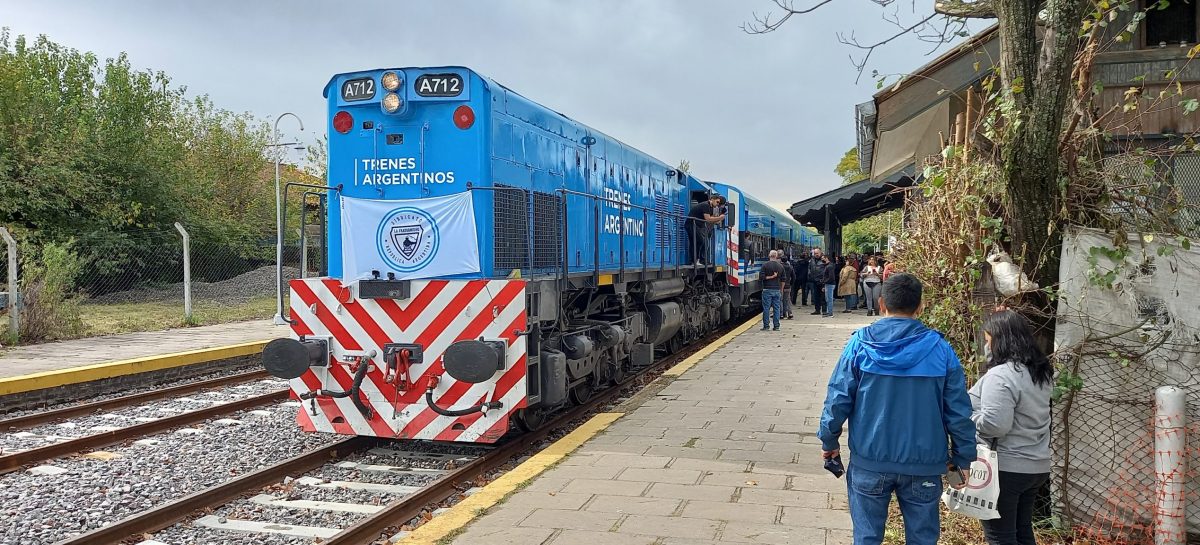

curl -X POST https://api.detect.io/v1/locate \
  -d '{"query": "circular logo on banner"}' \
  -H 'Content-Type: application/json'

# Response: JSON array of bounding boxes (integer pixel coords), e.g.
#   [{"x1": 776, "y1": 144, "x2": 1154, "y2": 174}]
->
[{"x1": 377, "y1": 207, "x2": 439, "y2": 272}]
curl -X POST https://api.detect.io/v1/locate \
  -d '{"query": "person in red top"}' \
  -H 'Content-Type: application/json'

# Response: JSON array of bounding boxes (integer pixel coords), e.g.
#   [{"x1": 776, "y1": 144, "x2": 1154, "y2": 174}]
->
[{"x1": 882, "y1": 260, "x2": 898, "y2": 281}]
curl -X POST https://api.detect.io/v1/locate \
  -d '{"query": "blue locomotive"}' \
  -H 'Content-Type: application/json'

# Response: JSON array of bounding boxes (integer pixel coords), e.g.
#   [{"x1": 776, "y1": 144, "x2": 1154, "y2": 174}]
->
[{"x1": 262, "y1": 67, "x2": 819, "y2": 442}]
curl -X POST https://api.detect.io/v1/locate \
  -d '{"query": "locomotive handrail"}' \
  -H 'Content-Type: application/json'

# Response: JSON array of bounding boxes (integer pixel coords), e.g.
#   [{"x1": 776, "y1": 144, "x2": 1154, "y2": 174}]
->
[
  {"x1": 277, "y1": 181, "x2": 342, "y2": 325},
  {"x1": 554, "y1": 189, "x2": 729, "y2": 283},
  {"x1": 299, "y1": 191, "x2": 327, "y2": 279}
]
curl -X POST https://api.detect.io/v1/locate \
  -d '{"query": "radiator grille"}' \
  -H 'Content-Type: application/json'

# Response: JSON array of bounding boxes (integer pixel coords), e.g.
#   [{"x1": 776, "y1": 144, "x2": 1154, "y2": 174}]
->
[
  {"x1": 493, "y1": 185, "x2": 529, "y2": 272},
  {"x1": 654, "y1": 195, "x2": 684, "y2": 263},
  {"x1": 532, "y1": 191, "x2": 561, "y2": 269}
]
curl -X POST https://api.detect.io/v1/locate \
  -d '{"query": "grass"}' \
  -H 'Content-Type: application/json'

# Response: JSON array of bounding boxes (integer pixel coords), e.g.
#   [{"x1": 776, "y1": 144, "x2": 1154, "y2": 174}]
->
[
  {"x1": 77, "y1": 295, "x2": 277, "y2": 336},
  {"x1": 0, "y1": 295, "x2": 280, "y2": 345},
  {"x1": 69, "y1": 295, "x2": 277, "y2": 339}
]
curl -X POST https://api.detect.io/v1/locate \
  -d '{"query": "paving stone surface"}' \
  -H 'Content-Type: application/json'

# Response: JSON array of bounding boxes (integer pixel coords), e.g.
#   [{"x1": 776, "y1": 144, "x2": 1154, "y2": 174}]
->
[
  {"x1": 0, "y1": 320, "x2": 283, "y2": 378},
  {"x1": 450, "y1": 312, "x2": 871, "y2": 545}
]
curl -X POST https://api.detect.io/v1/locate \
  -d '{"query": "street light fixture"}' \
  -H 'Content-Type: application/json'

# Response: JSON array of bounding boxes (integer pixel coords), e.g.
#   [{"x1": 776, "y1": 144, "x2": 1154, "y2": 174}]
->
[{"x1": 273, "y1": 112, "x2": 304, "y2": 326}]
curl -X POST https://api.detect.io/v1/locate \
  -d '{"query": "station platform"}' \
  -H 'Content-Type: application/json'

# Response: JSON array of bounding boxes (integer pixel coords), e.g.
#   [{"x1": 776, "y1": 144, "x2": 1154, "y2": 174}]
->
[
  {"x1": 0, "y1": 320, "x2": 285, "y2": 396},
  {"x1": 406, "y1": 311, "x2": 874, "y2": 545}
]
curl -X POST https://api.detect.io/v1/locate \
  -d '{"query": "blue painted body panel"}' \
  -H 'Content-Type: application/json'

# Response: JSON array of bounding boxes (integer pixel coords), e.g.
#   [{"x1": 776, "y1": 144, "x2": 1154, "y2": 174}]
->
[{"x1": 322, "y1": 67, "x2": 797, "y2": 281}]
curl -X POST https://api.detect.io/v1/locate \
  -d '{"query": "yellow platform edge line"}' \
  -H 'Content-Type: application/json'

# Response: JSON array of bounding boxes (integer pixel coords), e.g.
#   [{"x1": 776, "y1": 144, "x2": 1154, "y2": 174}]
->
[
  {"x1": 0, "y1": 339, "x2": 274, "y2": 396},
  {"x1": 663, "y1": 316, "x2": 758, "y2": 377},
  {"x1": 398, "y1": 411, "x2": 624, "y2": 545}
]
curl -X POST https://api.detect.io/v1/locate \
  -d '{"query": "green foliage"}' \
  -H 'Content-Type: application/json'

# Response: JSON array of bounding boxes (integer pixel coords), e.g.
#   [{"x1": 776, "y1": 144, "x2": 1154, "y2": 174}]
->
[
  {"x1": 0, "y1": 30, "x2": 292, "y2": 295},
  {"x1": 837, "y1": 147, "x2": 899, "y2": 254},
  {"x1": 1085, "y1": 245, "x2": 1127, "y2": 288},
  {"x1": 17, "y1": 242, "x2": 84, "y2": 342},
  {"x1": 1052, "y1": 368, "x2": 1085, "y2": 402},
  {"x1": 835, "y1": 148, "x2": 867, "y2": 185}
]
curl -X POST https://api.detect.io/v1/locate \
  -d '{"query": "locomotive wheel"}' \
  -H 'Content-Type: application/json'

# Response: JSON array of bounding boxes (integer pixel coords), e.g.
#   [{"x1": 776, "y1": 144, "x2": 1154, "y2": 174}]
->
[
  {"x1": 514, "y1": 408, "x2": 549, "y2": 432},
  {"x1": 666, "y1": 335, "x2": 684, "y2": 355},
  {"x1": 569, "y1": 383, "x2": 593, "y2": 405}
]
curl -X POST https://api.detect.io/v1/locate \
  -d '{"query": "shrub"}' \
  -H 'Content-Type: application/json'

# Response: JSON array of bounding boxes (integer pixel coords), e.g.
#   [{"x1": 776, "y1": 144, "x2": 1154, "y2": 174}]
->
[{"x1": 18, "y1": 242, "x2": 84, "y2": 342}]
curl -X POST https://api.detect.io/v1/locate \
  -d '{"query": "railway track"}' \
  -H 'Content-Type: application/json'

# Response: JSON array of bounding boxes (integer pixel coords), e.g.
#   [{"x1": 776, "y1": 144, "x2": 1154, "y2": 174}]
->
[
  {"x1": 0, "y1": 370, "x2": 289, "y2": 474},
  {"x1": 0, "y1": 369, "x2": 270, "y2": 432},
  {"x1": 50, "y1": 323, "x2": 741, "y2": 545}
]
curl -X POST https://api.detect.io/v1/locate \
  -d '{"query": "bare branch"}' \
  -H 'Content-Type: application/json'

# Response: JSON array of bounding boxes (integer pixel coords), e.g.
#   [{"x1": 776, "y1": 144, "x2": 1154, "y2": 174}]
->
[
  {"x1": 741, "y1": 0, "x2": 837, "y2": 34},
  {"x1": 837, "y1": 13, "x2": 939, "y2": 82},
  {"x1": 934, "y1": 0, "x2": 997, "y2": 18}
]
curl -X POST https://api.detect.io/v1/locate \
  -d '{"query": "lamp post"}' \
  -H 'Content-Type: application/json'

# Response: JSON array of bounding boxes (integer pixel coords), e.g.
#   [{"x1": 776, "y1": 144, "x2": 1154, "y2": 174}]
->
[{"x1": 273, "y1": 112, "x2": 304, "y2": 325}]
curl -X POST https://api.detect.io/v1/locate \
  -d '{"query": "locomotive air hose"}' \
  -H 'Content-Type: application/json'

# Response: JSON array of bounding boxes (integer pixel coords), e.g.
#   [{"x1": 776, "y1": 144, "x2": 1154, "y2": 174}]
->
[{"x1": 424, "y1": 389, "x2": 503, "y2": 417}]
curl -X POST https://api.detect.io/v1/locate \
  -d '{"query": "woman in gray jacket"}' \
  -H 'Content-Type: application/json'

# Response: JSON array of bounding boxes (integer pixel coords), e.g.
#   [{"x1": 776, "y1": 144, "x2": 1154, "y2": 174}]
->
[{"x1": 971, "y1": 310, "x2": 1053, "y2": 545}]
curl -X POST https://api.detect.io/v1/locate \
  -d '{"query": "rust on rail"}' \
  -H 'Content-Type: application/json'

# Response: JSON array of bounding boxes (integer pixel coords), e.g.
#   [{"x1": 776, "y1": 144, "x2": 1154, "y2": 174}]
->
[
  {"x1": 0, "y1": 369, "x2": 270, "y2": 432},
  {"x1": 0, "y1": 389, "x2": 288, "y2": 474}
]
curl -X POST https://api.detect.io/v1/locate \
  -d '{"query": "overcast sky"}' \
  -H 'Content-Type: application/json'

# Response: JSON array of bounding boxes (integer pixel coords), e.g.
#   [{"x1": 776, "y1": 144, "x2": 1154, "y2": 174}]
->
[{"x1": 3, "y1": 0, "x2": 975, "y2": 212}]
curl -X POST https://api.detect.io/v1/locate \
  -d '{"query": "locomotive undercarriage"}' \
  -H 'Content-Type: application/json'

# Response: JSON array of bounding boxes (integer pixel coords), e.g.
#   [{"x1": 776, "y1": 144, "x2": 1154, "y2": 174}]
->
[{"x1": 513, "y1": 270, "x2": 736, "y2": 431}]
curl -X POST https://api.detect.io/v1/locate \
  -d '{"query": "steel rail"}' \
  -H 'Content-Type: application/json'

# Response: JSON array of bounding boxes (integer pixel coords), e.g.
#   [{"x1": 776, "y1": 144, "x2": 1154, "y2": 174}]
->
[
  {"x1": 0, "y1": 369, "x2": 271, "y2": 432},
  {"x1": 51, "y1": 321, "x2": 743, "y2": 545},
  {"x1": 321, "y1": 323, "x2": 739, "y2": 545},
  {"x1": 0, "y1": 389, "x2": 289, "y2": 474},
  {"x1": 51, "y1": 437, "x2": 371, "y2": 545}
]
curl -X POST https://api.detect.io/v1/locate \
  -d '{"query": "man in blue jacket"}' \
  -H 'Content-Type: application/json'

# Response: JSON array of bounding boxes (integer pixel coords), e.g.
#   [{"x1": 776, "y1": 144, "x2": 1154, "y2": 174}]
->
[{"x1": 818, "y1": 273, "x2": 976, "y2": 545}]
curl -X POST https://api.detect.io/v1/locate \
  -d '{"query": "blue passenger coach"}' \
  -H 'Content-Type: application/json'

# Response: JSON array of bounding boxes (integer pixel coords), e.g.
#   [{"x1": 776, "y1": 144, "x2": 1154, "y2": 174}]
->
[{"x1": 261, "y1": 66, "x2": 814, "y2": 443}]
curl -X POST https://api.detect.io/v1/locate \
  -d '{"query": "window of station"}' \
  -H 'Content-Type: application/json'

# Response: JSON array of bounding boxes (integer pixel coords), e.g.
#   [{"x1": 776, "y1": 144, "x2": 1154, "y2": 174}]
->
[{"x1": 1144, "y1": 0, "x2": 1197, "y2": 47}]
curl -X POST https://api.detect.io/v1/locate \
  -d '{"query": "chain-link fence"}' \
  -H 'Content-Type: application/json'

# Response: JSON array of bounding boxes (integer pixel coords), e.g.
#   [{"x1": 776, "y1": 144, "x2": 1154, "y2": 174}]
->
[
  {"x1": 0, "y1": 224, "x2": 306, "y2": 344},
  {"x1": 1053, "y1": 227, "x2": 1200, "y2": 544}
]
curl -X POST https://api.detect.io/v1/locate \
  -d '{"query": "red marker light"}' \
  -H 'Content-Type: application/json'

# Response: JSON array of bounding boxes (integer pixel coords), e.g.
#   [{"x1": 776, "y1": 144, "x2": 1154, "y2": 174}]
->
[
  {"x1": 453, "y1": 105, "x2": 475, "y2": 130},
  {"x1": 333, "y1": 111, "x2": 353, "y2": 134}
]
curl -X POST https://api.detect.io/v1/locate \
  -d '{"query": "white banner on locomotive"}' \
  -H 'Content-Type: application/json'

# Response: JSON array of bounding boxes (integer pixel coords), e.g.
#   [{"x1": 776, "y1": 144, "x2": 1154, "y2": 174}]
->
[{"x1": 340, "y1": 193, "x2": 480, "y2": 280}]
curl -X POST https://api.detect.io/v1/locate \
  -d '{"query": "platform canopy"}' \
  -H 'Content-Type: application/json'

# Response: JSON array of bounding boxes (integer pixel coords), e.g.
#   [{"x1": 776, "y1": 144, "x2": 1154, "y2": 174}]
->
[{"x1": 787, "y1": 174, "x2": 914, "y2": 255}]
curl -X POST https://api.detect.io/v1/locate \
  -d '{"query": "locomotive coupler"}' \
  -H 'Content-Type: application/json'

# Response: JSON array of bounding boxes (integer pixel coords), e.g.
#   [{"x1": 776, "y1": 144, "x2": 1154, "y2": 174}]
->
[{"x1": 383, "y1": 343, "x2": 424, "y2": 391}]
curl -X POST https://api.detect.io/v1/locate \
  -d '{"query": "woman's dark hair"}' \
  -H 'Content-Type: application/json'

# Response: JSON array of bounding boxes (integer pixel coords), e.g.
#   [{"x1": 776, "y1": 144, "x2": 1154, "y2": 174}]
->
[{"x1": 983, "y1": 310, "x2": 1053, "y2": 386}]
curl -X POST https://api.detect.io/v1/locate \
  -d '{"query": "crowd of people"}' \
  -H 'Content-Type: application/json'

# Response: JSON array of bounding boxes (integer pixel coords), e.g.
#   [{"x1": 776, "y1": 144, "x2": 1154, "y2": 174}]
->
[{"x1": 759, "y1": 248, "x2": 900, "y2": 329}]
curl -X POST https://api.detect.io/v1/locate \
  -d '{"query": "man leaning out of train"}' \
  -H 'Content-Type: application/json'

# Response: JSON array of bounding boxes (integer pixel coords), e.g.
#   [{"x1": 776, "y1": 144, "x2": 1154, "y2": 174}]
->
[
  {"x1": 817, "y1": 273, "x2": 976, "y2": 545},
  {"x1": 971, "y1": 309, "x2": 1053, "y2": 545}
]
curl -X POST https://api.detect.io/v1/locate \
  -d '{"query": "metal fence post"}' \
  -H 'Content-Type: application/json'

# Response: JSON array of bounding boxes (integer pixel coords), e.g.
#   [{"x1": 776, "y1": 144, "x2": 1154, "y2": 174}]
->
[
  {"x1": 0, "y1": 227, "x2": 18, "y2": 338},
  {"x1": 173, "y1": 222, "x2": 192, "y2": 322}
]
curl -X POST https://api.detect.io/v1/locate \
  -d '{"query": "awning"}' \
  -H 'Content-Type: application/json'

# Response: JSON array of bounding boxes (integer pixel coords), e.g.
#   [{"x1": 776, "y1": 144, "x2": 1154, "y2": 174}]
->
[
  {"x1": 788, "y1": 173, "x2": 914, "y2": 228},
  {"x1": 871, "y1": 99, "x2": 950, "y2": 181}
]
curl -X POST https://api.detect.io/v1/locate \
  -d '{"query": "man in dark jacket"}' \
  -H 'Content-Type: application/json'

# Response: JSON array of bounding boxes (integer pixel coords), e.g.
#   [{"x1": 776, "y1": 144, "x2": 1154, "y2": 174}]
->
[
  {"x1": 792, "y1": 254, "x2": 808, "y2": 306},
  {"x1": 817, "y1": 273, "x2": 975, "y2": 544},
  {"x1": 821, "y1": 255, "x2": 838, "y2": 318},
  {"x1": 808, "y1": 249, "x2": 826, "y2": 315},
  {"x1": 780, "y1": 253, "x2": 795, "y2": 319}
]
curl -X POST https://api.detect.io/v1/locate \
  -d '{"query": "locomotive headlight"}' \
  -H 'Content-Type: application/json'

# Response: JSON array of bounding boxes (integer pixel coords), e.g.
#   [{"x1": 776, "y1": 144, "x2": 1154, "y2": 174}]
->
[
  {"x1": 381, "y1": 71, "x2": 401, "y2": 91},
  {"x1": 382, "y1": 92, "x2": 402, "y2": 113}
]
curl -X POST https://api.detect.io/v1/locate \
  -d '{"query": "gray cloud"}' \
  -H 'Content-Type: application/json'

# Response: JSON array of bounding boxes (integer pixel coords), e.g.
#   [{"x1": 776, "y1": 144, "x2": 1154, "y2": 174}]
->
[{"x1": 2, "y1": 0, "x2": 976, "y2": 212}]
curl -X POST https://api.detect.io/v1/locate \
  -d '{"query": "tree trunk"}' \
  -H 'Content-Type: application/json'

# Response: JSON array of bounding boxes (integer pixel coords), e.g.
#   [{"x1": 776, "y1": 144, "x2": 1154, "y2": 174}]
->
[{"x1": 994, "y1": 0, "x2": 1088, "y2": 343}]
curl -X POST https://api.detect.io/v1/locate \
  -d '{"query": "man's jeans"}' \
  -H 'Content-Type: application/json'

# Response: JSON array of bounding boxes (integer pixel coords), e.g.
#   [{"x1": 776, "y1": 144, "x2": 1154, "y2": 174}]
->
[
  {"x1": 824, "y1": 284, "x2": 836, "y2": 316},
  {"x1": 847, "y1": 464, "x2": 942, "y2": 545},
  {"x1": 761, "y1": 288, "x2": 781, "y2": 329}
]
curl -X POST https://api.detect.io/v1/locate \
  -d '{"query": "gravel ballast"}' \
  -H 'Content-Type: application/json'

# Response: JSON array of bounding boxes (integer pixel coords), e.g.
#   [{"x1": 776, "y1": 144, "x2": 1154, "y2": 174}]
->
[{"x1": 0, "y1": 403, "x2": 337, "y2": 545}]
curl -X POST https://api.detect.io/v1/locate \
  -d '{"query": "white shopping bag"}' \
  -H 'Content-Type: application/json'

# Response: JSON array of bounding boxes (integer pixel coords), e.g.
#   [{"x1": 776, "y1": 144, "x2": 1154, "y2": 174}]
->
[{"x1": 941, "y1": 443, "x2": 1001, "y2": 520}]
